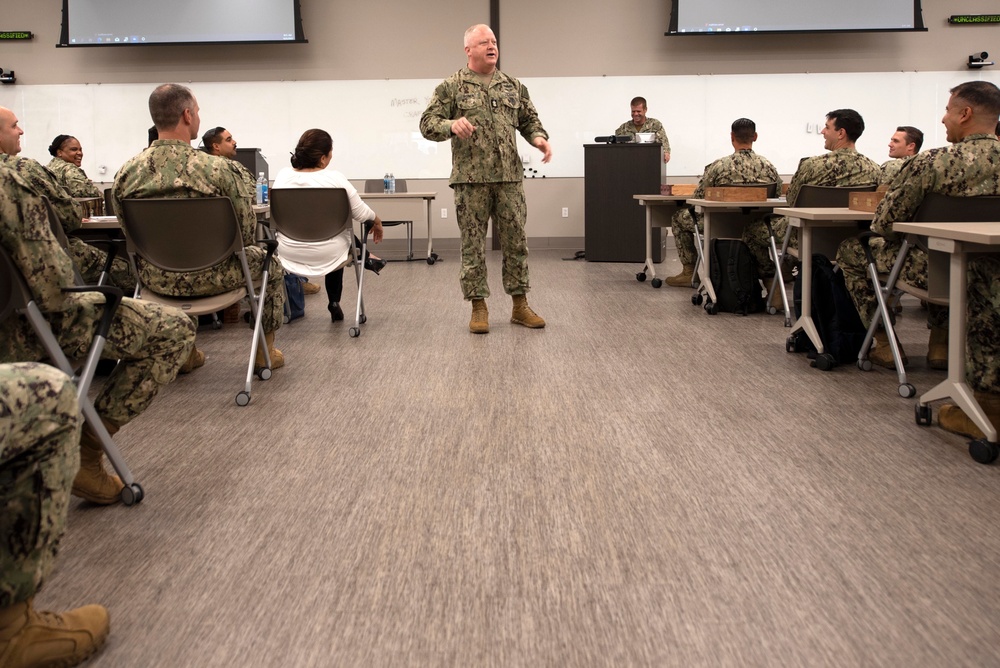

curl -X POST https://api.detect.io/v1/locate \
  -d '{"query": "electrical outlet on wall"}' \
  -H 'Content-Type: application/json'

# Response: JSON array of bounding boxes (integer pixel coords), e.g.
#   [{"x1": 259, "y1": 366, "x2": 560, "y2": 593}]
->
[
  {"x1": 441, "y1": 208, "x2": 448, "y2": 219},
  {"x1": 561, "y1": 207, "x2": 569, "y2": 217}
]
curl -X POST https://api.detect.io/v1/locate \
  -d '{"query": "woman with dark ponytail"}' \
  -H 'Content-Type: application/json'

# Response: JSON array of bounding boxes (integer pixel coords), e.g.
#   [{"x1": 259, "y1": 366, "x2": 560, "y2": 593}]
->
[
  {"x1": 47, "y1": 134, "x2": 102, "y2": 198},
  {"x1": 272, "y1": 129, "x2": 386, "y2": 322}
]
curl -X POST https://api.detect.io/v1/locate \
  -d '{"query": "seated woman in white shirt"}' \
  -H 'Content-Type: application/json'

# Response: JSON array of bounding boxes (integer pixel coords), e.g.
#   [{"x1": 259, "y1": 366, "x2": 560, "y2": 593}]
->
[{"x1": 271, "y1": 129, "x2": 385, "y2": 322}]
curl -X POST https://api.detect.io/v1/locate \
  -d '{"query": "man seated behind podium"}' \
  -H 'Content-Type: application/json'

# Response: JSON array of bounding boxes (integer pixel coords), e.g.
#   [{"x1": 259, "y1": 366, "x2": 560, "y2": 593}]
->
[
  {"x1": 666, "y1": 118, "x2": 782, "y2": 287},
  {"x1": 752, "y1": 108, "x2": 880, "y2": 277},
  {"x1": 835, "y1": 80, "x2": 1000, "y2": 372},
  {"x1": 112, "y1": 83, "x2": 286, "y2": 371},
  {"x1": 879, "y1": 125, "x2": 923, "y2": 186},
  {"x1": 614, "y1": 97, "x2": 671, "y2": 163},
  {"x1": 0, "y1": 106, "x2": 135, "y2": 292},
  {"x1": 202, "y1": 126, "x2": 257, "y2": 193}
]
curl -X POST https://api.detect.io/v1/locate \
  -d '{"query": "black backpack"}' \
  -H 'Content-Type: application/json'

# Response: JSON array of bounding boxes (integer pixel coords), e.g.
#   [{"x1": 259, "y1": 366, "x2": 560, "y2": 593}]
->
[
  {"x1": 792, "y1": 254, "x2": 867, "y2": 364},
  {"x1": 710, "y1": 238, "x2": 766, "y2": 315}
]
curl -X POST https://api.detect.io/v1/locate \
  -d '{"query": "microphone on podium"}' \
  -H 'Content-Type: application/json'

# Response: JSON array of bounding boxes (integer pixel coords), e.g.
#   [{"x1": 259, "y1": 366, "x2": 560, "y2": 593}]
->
[{"x1": 593, "y1": 135, "x2": 633, "y2": 144}]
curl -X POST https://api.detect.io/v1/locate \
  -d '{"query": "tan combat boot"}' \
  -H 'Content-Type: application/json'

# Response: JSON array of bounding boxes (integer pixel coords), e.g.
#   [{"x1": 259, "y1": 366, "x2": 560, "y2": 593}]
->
[
  {"x1": 0, "y1": 599, "x2": 110, "y2": 668},
  {"x1": 469, "y1": 299, "x2": 489, "y2": 334},
  {"x1": 869, "y1": 329, "x2": 907, "y2": 370},
  {"x1": 939, "y1": 391, "x2": 1000, "y2": 440},
  {"x1": 927, "y1": 326, "x2": 948, "y2": 370},
  {"x1": 255, "y1": 332, "x2": 284, "y2": 370},
  {"x1": 665, "y1": 264, "x2": 695, "y2": 287},
  {"x1": 72, "y1": 420, "x2": 124, "y2": 505},
  {"x1": 511, "y1": 294, "x2": 545, "y2": 328},
  {"x1": 301, "y1": 281, "x2": 321, "y2": 295},
  {"x1": 179, "y1": 345, "x2": 205, "y2": 374}
]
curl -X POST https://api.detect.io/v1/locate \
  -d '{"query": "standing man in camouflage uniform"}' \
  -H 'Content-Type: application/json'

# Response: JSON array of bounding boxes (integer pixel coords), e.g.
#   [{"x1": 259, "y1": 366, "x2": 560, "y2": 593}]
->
[
  {"x1": 836, "y1": 81, "x2": 1000, "y2": 371},
  {"x1": 614, "y1": 97, "x2": 671, "y2": 164},
  {"x1": 420, "y1": 24, "x2": 552, "y2": 334},
  {"x1": 113, "y1": 84, "x2": 286, "y2": 368},
  {"x1": 752, "y1": 109, "x2": 880, "y2": 276},
  {"x1": 666, "y1": 118, "x2": 782, "y2": 287},
  {"x1": 1, "y1": 164, "x2": 195, "y2": 505},
  {"x1": 0, "y1": 363, "x2": 110, "y2": 667},
  {"x1": 0, "y1": 107, "x2": 135, "y2": 291},
  {"x1": 879, "y1": 125, "x2": 923, "y2": 186}
]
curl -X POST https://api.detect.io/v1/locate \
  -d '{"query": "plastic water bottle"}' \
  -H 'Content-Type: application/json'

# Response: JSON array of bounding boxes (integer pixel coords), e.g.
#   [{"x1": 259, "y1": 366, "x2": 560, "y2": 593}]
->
[
  {"x1": 261, "y1": 177, "x2": 268, "y2": 204},
  {"x1": 255, "y1": 172, "x2": 265, "y2": 205},
  {"x1": 383, "y1": 172, "x2": 390, "y2": 194},
  {"x1": 389, "y1": 172, "x2": 396, "y2": 194}
]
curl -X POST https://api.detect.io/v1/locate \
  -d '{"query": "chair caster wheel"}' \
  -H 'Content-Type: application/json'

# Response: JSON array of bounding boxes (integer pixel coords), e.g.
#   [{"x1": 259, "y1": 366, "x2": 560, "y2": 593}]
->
[
  {"x1": 636, "y1": 272, "x2": 646, "y2": 282},
  {"x1": 783, "y1": 318, "x2": 792, "y2": 328},
  {"x1": 858, "y1": 359, "x2": 873, "y2": 371},
  {"x1": 786, "y1": 335, "x2": 797, "y2": 353},
  {"x1": 898, "y1": 383, "x2": 916, "y2": 398},
  {"x1": 651, "y1": 278, "x2": 663, "y2": 289},
  {"x1": 236, "y1": 391, "x2": 251, "y2": 407},
  {"x1": 257, "y1": 367, "x2": 272, "y2": 381},
  {"x1": 349, "y1": 327, "x2": 361, "y2": 337},
  {"x1": 359, "y1": 314, "x2": 367, "y2": 324},
  {"x1": 121, "y1": 483, "x2": 144, "y2": 506},
  {"x1": 969, "y1": 439, "x2": 1000, "y2": 464},
  {"x1": 767, "y1": 306, "x2": 778, "y2": 315},
  {"x1": 427, "y1": 253, "x2": 438, "y2": 265},
  {"x1": 692, "y1": 294, "x2": 703, "y2": 306},
  {"x1": 704, "y1": 302, "x2": 717, "y2": 315},
  {"x1": 915, "y1": 403, "x2": 932, "y2": 426},
  {"x1": 815, "y1": 353, "x2": 836, "y2": 371},
  {"x1": 212, "y1": 321, "x2": 223, "y2": 330}
]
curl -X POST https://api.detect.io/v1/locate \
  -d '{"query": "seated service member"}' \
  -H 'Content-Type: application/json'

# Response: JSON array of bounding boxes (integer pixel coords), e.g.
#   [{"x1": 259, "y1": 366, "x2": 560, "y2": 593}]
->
[
  {"x1": 753, "y1": 108, "x2": 880, "y2": 276},
  {"x1": 0, "y1": 163, "x2": 195, "y2": 505},
  {"x1": 666, "y1": 118, "x2": 782, "y2": 287},
  {"x1": 879, "y1": 125, "x2": 923, "y2": 186},
  {"x1": 836, "y1": 81, "x2": 1000, "y2": 370},
  {"x1": 0, "y1": 363, "x2": 110, "y2": 668},
  {"x1": 113, "y1": 83, "x2": 286, "y2": 370},
  {"x1": 46, "y1": 134, "x2": 102, "y2": 198},
  {"x1": 614, "y1": 96, "x2": 671, "y2": 163},
  {"x1": 0, "y1": 107, "x2": 135, "y2": 291}
]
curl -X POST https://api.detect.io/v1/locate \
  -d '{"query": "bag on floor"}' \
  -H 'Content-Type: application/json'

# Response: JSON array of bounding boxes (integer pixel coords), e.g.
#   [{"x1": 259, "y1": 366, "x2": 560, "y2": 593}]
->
[
  {"x1": 792, "y1": 254, "x2": 867, "y2": 363},
  {"x1": 710, "y1": 238, "x2": 766, "y2": 315},
  {"x1": 284, "y1": 274, "x2": 305, "y2": 322}
]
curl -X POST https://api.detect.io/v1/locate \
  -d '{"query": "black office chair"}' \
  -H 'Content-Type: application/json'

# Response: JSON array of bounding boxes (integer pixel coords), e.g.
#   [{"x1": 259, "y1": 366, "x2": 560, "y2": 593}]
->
[
  {"x1": 765, "y1": 183, "x2": 878, "y2": 324},
  {"x1": 364, "y1": 178, "x2": 414, "y2": 261},
  {"x1": 857, "y1": 193, "x2": 1000, "y2": 398}
]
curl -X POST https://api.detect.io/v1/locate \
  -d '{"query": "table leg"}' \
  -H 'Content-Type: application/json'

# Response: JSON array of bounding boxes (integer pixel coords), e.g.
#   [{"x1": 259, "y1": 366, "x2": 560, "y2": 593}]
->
[
  {"x1": 789, "y1": 220, "x2": 824, "y2": 353},
  {"x1": 698, "y1": 210, "x2": 718, "y2": 304}
]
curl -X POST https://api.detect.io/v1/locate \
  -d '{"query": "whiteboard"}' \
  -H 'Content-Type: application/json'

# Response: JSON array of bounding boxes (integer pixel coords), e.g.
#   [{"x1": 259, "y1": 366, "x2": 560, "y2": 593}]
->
[{"x1": 1, "y1": 70, "x2": 997, "y2": 182}]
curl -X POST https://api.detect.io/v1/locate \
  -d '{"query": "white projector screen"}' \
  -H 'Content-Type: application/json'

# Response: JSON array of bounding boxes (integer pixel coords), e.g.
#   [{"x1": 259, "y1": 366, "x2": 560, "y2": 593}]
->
[{"x1": 668, "y1": 0, "x2": 925, "y2": 35}]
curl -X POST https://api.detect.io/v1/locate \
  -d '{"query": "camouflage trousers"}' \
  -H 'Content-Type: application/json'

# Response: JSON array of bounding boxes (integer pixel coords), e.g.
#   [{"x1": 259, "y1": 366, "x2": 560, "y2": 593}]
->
[
  {"x1": 741, "y1": 217, "x2": 786, "y2": 278},
  {"x1": 0, "y1": 294, "x2": 195, "y2": 426},
  {"x1": 836, "y1": 236, "x2": 947, "y2": 330},
  {"x1": 670, "y1": 207, "x2": 702, "y2": 268},
  {"x1": 968, "y1": 255, "x2": 1000, "y2": 393},
  {"x1": 68, "y1": 237, "x2": 135, "y2": 293},
  {"x1": 454, "y1": 182, "x2": 530, "y2": 300},
  {"x1": 0, "y1": 362, "x2": 81, "y2": 607},
  {"x1": 139, "y1": 244, "x2": 285, "y2": 333}
]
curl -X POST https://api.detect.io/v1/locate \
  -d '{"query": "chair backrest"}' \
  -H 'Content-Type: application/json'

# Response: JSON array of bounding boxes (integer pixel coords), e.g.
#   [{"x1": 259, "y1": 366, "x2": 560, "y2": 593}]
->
[
  {"x1": 796, "y1": 184, "x2": 877, "y2": 207},
  {"x1": 913, "y1": 193, "x2": 1000, "y2": 222},
  {"x1": 120, "y1": 197, "x2": 244, "y2": 273},
  {"x1": 363, "y1": 178, "x2": 408, "y2": 194},
  {"x1": 269, "y1": 188, "x2": 353, "y2": 243},
  {"x1": 0, "y1": 244, "x2": 21, "y2": 323},
  {"x1": 720, "y1": 182, "x2": 779, "y2": 198},
  {"x1": 41, "y1": 197, "x2": 72, "y2": 252},
  {"x1": 104, "y1": 188, "x2": 114, "y2": 216}
]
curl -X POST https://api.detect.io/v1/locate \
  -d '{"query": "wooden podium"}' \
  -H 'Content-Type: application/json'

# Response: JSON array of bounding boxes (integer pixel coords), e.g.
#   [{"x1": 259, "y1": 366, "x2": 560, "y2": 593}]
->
[{"x1": 584, "y1": 143, "x2": 665, "y2": 262}]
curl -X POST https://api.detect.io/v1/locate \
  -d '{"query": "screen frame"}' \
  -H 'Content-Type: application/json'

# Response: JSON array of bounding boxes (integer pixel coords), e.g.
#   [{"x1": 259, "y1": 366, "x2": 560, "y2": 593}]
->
[
  {"x1": 57, "y1": 0, "x2": 308, "y2": 47},
  {"x1": 666, "y1": 0, "x2": 926, "y2": 36}
]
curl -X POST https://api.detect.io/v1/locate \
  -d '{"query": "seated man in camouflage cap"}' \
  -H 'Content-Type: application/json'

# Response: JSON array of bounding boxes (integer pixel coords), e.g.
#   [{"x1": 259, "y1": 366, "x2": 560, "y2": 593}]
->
[
  {"x1": 0, "y1": 163, "x2": 196, "y2": 505},
  {"x1": 0, "y1": 363, "x2": 111, "y2": 667},
  {"x1": 0, "y1": 107, "x2": 135, "y2": 292},
  {"x1": 666, "y1": 118, "x2": 782, "y2": 287},
  {"x1": 836, "y1": 81, "x2": 1000, "y2": 371},
  {"x1": 113, "y1": 84, "x2": 286, "y2": 370}
]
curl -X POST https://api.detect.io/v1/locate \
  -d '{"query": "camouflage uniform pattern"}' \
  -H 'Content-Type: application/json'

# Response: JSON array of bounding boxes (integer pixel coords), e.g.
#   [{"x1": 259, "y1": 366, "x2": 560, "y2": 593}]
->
[
  {"x1": 879, "y1": 157, "x2": 907, "y2": 186},
  {"x1": 614, "y1": 118, "x2": 671, "y2": 154},
  {"x1": 0, "y1": 362, "x2": 80, "y2": 607},
  {"x1": 836, "y1": 134, "x2": 1000, "y2": 328},
  {"x1": 0, "y1": 165, "x2": 195, "y2": 426},
  {"x1": 968, "y1": 255, "x2": 1000, "y2": 393},
  {"x1": 0, "y1": 155, "x2": 134, "y2": 291},
  {"x1": 420, "y1": 68, "x2": 548, "y2": 298},
  {"x1": 46, "y1": 157, "x2": 102, "y2": 198},
  {"x1": 112, "y1": 140, "x2": 284, "y2": 332},
  {"x1": 232, "y1": 159, "x2": 259, "y2": 196},
  {"x1": 753, "y1": 148, "x2": 880, "y2": 275},
  {"x1": 670, "y1": 149, "x2": 782, "y2": 267}
]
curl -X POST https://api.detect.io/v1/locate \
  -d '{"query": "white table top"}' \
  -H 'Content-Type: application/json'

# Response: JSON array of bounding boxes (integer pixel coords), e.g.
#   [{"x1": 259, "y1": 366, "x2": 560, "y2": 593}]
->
[
  {"x1": 893, "y1": 221, "x2": 1000, "y2": 245},
  {"x1": 688, "y1": 197, "x2": 787, "y2": 208},
  {"x1": 360, "y1": 192, "x2": 436, "y2": 199},
  {"x1": 633, "y1": 194, "x2": 689, "y2": 202},
  {"x1": 773, "y1": 207, "x2": 875, "y2": 220}
]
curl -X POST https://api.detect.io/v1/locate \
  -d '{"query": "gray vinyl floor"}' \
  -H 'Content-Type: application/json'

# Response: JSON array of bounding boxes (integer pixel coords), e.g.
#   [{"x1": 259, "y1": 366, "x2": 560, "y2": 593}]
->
[{"x1": 44, "y1": 248, "x2": 1000, "y2": 667}]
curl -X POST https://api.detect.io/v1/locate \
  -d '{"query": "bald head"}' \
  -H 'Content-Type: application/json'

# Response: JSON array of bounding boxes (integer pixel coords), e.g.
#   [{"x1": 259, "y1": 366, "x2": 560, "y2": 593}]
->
[{"x1": 0, "y1": 107, "x2": 24, "y2": 155}]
